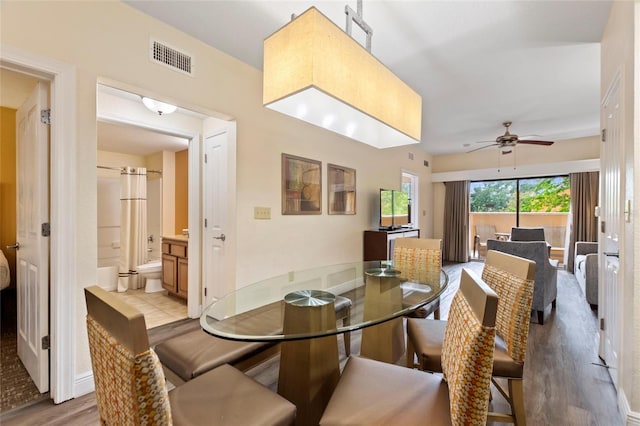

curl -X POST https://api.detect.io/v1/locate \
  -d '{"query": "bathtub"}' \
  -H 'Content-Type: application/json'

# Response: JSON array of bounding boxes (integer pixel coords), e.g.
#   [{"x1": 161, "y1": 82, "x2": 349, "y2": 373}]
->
[{"x1": 97, "y1": 265, "x2": 118, "y2": 292}]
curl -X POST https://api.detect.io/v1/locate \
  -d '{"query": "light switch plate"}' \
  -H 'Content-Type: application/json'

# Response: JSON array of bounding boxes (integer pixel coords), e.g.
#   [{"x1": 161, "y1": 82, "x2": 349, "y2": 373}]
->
[{"x1": 254, "y1": 206, "x2": 271, "y2": 220}]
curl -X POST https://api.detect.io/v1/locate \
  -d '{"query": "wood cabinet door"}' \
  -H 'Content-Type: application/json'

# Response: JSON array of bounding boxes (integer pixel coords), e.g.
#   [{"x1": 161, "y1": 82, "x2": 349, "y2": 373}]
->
[
  {"x1": 162, "y1": 254, "x2": 177, "y2": 293},
  {"x1": 178, "y1": 257, "x2": 189, "y2": 299}
]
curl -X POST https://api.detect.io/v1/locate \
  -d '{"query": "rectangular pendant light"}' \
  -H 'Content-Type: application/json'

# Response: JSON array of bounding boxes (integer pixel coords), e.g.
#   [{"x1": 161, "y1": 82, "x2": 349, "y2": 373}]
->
[{"x1": 263, "y1": 7, "x2": 422, "y2": 149}]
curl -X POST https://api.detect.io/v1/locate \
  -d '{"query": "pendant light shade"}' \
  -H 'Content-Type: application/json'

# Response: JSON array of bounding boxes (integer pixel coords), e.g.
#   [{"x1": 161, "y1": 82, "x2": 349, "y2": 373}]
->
[{"x1": 263, "y1": 7, "x2": 422, "y2": 149}]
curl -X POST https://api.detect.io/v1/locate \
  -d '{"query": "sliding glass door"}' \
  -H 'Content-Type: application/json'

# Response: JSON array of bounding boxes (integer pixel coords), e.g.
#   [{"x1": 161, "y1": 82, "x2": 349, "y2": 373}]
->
[
  {"x1": 469, "y1": 180, "x2": 517, "y2": 259},
  {"x1": 469, "y1": 176, "x2": 570, "y2": 263}
]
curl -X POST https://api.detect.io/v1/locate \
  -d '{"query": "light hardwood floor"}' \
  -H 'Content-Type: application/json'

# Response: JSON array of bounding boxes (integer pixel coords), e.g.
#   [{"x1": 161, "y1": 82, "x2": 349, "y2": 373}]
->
[{"x1": 0, "y1": 262, "x2": 622, "y2": 425}]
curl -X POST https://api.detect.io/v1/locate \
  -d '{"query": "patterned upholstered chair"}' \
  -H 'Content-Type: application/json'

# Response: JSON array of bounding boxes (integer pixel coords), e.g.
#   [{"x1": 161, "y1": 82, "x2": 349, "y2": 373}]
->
[
  {"x1": 393, "y1": 237, "x2": 442, "y2": 319},
  {"x1": 406, "y1": 250, "x2": 535, "y2": 425},
  {"x1": 85, "y1": 285, "x2": 296, "y2": 426},
  {"x1": 319, "y1": 268, "x2": 498, "y2": 425}
]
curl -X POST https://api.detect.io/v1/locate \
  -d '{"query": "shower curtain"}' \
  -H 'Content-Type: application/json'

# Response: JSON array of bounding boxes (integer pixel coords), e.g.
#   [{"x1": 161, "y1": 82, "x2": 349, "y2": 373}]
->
[{"x1": 118, "y1": 166, "x2": 148, "y2": 292}]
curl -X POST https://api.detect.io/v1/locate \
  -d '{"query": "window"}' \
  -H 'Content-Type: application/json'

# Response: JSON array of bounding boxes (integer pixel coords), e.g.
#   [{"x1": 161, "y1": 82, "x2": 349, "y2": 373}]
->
[{"x1": 401, "y1": 172, "x2": 419, "y2": 227}]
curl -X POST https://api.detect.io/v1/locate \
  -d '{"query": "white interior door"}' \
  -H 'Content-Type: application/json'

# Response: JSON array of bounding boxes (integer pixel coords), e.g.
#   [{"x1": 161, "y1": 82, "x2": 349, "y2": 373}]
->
[
  {"x1": 203, "y1": 131, "x2": 228, "y2": 304},
  {"x1": 599, "y1": 75, "x2": 622, "y2": 388},
  {"x1": 16, "y1": 81, "x2": 50, "y2": 393}
]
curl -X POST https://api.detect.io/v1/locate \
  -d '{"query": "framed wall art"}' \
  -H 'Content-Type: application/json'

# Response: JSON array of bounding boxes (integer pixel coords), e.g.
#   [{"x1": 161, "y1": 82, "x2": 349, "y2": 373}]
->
[
  {"x1": 282, "y1": 153, "x2": 322, "y2": 215},
  {"x1": 327, "y1": 163, "x2": 356, "y2": 215}
]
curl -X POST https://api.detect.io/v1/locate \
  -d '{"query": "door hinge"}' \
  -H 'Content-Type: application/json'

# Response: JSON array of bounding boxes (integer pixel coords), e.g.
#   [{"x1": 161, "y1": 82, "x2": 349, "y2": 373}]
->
[
  {"x1": 41, "y1": 109, "x2": 51, "y2": 125},
  {"x1": 600, "y1": 318, "x2": 605, "y2": 331},
  {"x1": 205, "y1": 153, "x2": 208, "y2": 163},
  {"x1": 41, "y1": 222, "x2": 51, "y2": 237},
  {"x1": 42, "y1": 335, "x2": 50, "y2": 350},
  {"x1": 204, "y1": 287, "x2": 207, "y2": 297},
  {"x1": 204, "y1": 218, "x2": 208, "y2": 228},
  {"x1": 601, "y1": 221, "x2": 606, "y2": 234},
  {"x1": 601, "y1": 128, "x2": 607, "y2": 142}
]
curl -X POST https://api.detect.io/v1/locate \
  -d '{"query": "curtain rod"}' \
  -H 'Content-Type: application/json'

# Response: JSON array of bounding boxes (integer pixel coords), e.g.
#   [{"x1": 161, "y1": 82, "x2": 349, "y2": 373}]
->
[{"x1": 97, "y1": 165, "x2": 162, "y2": 175}]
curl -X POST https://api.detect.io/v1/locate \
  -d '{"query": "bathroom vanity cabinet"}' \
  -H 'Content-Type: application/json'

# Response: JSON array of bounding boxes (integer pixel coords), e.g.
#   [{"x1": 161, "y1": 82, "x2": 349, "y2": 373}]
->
[{"x1": 161, "y1": 236, "x2": 188, "y2": 299}]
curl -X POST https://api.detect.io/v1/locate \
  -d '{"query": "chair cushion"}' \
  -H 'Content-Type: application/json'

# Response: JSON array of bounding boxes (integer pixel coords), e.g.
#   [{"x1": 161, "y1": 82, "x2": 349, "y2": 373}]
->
[
  {"x1": 334, "y1": 295, "x2": 351, "y2": 313},
  {"x1": 493, "y1": 335, "x2": 524, "y2": 378},
  {"x1": 319, "y1": 356, "x2": 451, "y2": 426},
  {"x1": 155, "y1": 329, "x2": 273, "y2": 382},
  {"x1": 575, "y1": 255, "x2": 587, "y2": 275},
  {"x1": 406, "y1": 317, "x2": 446, "y2": 371},
  {"x1": 170, "y1": 364, "x2": 296, "y2": 426},
  {"x1": 407, "y1": 318, "x2": 523, "y2": 378}
]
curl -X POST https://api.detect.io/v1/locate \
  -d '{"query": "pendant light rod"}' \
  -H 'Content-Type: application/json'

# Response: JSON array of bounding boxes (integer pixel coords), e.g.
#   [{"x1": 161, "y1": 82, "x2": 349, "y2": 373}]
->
[{"x1": 345, "y1": 0, "x2": 372, "y2": 52}]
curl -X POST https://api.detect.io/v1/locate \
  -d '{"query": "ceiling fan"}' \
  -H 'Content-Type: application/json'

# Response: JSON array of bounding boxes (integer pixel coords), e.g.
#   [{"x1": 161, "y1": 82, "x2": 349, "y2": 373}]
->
[{"x1": 467, "y1": 121, "x2": 554, "y2": 154}]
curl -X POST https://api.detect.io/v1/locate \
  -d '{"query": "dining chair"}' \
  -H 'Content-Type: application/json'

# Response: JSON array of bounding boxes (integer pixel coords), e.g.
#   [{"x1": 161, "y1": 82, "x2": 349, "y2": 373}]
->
[
  {"x1": 319, "y1": 268, "x2": 498, "y2": 425},
  {"x1": 406, "y1": 250, "x2": 535, "y2": 426},
  {"x1": 474, "y1": 224, "x2": 497, "y2": 257},
  {"x1": 393, "y1": 237, "x2": 442, "y2": 319},
  {"x1": 84, "y1": 285, "x2": 296, "y2": 426}
]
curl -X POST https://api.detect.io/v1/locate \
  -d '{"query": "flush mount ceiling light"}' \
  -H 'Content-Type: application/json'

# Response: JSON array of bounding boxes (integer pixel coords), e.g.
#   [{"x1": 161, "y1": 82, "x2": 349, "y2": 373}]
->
[
  {"x1": 142, "y1": 96, "x2": 177, "y2": 115},
  {"x1": 263, "y1": 3, "x2": 422, "y2": 149}
]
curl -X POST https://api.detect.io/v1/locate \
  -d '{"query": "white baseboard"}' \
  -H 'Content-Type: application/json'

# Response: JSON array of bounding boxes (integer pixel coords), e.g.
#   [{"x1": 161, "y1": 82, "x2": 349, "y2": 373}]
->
[
  {"x1": 74, "y1": 371, "x2": 95, "y2": 397},
  {"x1": 619, "y1": 388, "x2": 640, "y2": 425}
]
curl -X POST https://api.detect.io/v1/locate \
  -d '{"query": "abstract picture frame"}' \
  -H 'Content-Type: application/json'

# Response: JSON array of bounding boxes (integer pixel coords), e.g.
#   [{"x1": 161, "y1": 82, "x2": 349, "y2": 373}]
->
[
  {"x1": 327, "y1": 163, "x2": 356, "y2": 215},
  {"x1": 282, "y1": 153, "x2": 322, "y2": 215}
]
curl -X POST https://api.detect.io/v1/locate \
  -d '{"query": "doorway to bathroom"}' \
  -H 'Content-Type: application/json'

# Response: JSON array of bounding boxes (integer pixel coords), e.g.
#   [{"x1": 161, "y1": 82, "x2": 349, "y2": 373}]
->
[
  {"x1": 96, "y1": 119, "x2": 189, "y2": 328},
  {"x1": 96, "y1": 83, "x2": 234, "y2": 327}
]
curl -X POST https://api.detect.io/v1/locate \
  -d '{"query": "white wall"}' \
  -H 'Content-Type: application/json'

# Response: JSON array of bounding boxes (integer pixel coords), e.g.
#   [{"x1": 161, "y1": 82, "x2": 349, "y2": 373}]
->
[{"x1": 1, "y1": 1, "x2": 434, "y2": 392}]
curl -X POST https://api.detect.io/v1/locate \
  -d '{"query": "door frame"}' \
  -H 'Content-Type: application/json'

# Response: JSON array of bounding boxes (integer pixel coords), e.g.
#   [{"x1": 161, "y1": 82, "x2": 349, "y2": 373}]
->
[
  {"x1": 1, "y1": 45, "x2": 77, "y2": 403},
  {"x1": 96, "y1": 98, "x2": 202, "y2": 318}
]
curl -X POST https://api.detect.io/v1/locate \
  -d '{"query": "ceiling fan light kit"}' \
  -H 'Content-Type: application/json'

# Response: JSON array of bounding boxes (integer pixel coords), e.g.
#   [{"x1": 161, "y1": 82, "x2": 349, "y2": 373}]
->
[
  {"x1": 467, "y1": 121, "x2": 554, "y2": 153},
  {"x1": 263, "y1": 4, "x2": 422, "y2": 149}
]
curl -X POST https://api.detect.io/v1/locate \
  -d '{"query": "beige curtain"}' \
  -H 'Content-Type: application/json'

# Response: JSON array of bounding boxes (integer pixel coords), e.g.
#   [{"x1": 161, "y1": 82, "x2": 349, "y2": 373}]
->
[
  {"x1": 566, "y1": 172, "x2": 599, "y2": 273},
  {"x1": 118, "y1": 167, "x2": 148, "y2": 292},
  {"x1": 443, "y1": 181, "x2": 470, "y2": 262}
]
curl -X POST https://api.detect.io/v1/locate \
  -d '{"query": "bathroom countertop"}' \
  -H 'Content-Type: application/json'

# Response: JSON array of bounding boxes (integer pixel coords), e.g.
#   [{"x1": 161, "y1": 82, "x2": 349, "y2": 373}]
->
[{"x1": 162, "y1": 235, "x2": 188, "y2": 242}]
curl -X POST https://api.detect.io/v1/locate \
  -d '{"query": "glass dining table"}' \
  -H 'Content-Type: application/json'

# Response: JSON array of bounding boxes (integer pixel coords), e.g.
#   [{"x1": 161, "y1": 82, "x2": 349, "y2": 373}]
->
[{"x1": 201, "y1": 260, "x2": 448, "y2": 426}]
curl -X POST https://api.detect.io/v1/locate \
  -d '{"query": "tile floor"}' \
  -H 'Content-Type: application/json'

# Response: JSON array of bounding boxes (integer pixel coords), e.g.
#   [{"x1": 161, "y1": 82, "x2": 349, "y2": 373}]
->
[{"x1": 110, "y1": 288, "x2": 187, "y2": 328}]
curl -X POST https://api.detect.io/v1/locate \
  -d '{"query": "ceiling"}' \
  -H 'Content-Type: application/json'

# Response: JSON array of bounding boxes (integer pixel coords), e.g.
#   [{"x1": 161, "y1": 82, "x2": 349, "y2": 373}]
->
[
  {"x1": 97, "y1": 121, "x2": 188, "y2": 156},
  {"x1": 0, "y1": 68, "x2": 188, "y2": 156},
  {"x1": 125, "y1": 0, "x2": 612, "y2": 155}
]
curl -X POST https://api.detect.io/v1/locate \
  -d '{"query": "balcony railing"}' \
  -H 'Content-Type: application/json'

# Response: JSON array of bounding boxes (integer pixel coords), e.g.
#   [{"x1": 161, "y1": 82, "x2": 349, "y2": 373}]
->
[{"x1": 469, "y1": 212, "x2": 568, "y2": 264}]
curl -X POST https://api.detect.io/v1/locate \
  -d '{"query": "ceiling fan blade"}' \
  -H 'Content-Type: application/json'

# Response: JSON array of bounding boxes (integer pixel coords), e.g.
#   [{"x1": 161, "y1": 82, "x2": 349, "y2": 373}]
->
[
  {"x1": 518, "y1": 140, "x2": 554, "y2": 146},
  {"x1": 466, "y1": 143, "x2": 499, "y2": 153}
]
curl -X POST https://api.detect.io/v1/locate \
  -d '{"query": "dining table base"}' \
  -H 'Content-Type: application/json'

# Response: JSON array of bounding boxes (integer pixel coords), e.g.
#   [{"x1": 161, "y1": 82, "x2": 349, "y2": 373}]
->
[{"x1": 277, "y1": 291, "x2": 341, "y2": 426}]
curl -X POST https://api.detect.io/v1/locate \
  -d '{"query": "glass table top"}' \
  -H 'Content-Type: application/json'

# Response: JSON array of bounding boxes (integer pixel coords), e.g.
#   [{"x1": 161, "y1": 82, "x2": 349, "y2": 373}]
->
[{"x1": 201, "y1": 260, "x2": 448, "y2": 341}]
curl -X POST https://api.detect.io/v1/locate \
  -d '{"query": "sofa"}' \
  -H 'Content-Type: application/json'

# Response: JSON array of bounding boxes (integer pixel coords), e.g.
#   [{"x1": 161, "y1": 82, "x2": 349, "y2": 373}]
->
[
  {"x1": 487, "y1": 239, "x2": 558, "y2": 324},
  {"x1": 574, "y1": 242, "x2": 598, "y2": 308}
]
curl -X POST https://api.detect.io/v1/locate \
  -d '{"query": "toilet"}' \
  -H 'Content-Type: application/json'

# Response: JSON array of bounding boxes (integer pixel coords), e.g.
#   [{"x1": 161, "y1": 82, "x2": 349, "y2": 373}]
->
[{"x1": 137, "y1": 260, "x2": 164, "y2": 293}]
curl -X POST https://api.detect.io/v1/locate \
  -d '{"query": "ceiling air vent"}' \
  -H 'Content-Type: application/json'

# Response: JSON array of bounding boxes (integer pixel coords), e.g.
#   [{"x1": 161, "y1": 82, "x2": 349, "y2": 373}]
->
[{"x1": 150, "y1": 39, "x2": 193, "y2": 76}]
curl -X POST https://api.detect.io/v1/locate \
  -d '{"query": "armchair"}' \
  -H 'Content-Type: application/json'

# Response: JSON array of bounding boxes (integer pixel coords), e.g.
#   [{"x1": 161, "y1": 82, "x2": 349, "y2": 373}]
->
[
  {"x1": 574, "y1": 242, "x2": 598, "y2": 308},
  {"x1": 487, "y1": 239, "x2": 558, "y2": 324},
  {"x1": 511, "y1": 227, "x2": 552, "y2": 255}
]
